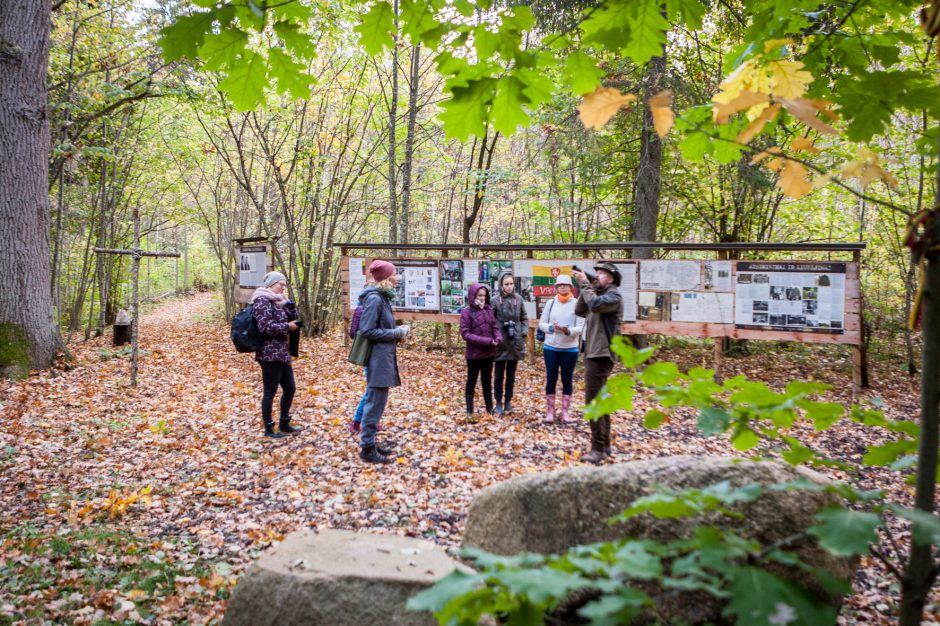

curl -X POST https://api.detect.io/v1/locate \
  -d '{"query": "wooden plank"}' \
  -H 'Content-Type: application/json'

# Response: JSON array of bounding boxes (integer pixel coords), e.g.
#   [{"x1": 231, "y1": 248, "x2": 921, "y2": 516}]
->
[{"x1": 334, "y1": 242, "x2": 866, "y2": 253}]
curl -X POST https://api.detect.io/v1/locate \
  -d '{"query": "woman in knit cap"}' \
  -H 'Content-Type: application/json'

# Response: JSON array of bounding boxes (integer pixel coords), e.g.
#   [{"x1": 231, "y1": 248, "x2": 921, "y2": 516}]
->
[
  {"x1": 251, "y1": 271, "x2": 302, "y2": 438},
  {"x1": 356, "y1": 260, "x2": 410, "y2": 464},
  {"x1": 538, "y1": 274, "x2": 584, "y2": 424}
]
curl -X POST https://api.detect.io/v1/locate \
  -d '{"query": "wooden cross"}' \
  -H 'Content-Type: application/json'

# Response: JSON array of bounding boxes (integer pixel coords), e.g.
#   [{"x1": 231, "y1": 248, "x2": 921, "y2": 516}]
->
[{"x1": 93, "y1": 207, "x2": 180, "y2": 387}]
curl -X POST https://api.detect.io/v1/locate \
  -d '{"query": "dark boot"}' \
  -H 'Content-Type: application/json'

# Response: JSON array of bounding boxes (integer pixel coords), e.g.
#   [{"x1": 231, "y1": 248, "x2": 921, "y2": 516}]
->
[
  {"x1": 494, "y1": 401, "x2": 504, "y2": 416},
  {"x1": 279, "y1": 416, "x2": 302, "y2": 434},
  {"x1": 264, "y1": 421, "x2": 287, "y2": 439},
  {"x1": 600, "y1": 415, "x2": 612, "y2": 456},
  {"x1": 376, "y1": 442, "x2": 394, "y2": 456},
  {"x1": 582, "y1": 449, "x2": 608, "y2": 464},
  {"x1": 465, "y1": 392, "x2": 474, "y2": 416},
  {"x1": 360, "y1": 444, "x2": 391, "y2": 464},
  {"x1": 503, "y1": 400, "x2": 514, "y2": 414},
  {"x1": 582, "y1": 419, "x2": 607, "y2": 463}
]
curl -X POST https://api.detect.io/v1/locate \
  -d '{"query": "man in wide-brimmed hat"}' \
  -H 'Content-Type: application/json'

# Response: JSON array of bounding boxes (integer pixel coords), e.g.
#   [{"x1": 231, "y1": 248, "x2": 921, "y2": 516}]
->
[{"x1": 572, "y1": 261, "x2": 624, "y2": 464}]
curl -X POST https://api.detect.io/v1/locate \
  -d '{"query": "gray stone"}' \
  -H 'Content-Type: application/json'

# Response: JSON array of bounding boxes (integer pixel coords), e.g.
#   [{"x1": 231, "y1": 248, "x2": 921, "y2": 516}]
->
[
  {"x1": 224, "y1": 528, "x2": 469, "y2": 626},
  {"x1": 463, "y1": 456, "x2": 857, "y2": 624}
]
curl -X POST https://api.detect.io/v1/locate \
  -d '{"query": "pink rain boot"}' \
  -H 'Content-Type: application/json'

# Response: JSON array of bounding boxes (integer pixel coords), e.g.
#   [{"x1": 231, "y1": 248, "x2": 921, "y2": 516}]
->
[
  {"x1": 560, "y1": 395, "x2": 575, "y2": 424},
  {"x1": 543, "y1": 394, "x2": 556, "y2": 424}
]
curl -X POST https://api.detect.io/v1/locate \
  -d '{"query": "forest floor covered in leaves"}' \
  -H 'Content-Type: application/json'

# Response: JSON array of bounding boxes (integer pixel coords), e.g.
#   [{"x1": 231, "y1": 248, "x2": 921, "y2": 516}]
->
[{"x1": 0, "y1": 292, "x2": 932, "y2": 625}]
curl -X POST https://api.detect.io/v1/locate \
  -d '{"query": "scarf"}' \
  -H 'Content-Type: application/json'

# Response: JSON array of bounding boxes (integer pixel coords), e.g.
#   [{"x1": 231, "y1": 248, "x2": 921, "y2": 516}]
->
[
  {"x1": 382, "y1": 288, "x2": 397, "y2": 300},
  {"x1": 556, "y1": 293, "x2": 573, "y2": 304},
  {"x1": 250, "y1": 287, "x2": 288, "y2": 306}
]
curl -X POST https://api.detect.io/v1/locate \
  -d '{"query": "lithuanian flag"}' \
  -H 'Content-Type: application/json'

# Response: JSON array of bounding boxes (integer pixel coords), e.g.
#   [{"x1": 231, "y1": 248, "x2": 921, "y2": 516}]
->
[{"x1": 532, "y1": 265, "x2": 577, "y2": 297}]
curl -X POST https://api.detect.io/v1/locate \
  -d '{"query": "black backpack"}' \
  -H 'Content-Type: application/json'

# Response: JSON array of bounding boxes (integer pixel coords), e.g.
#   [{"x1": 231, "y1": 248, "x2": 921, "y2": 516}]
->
[{"x1": 231, "y1": 304, "x2": 262, "y2": 353}]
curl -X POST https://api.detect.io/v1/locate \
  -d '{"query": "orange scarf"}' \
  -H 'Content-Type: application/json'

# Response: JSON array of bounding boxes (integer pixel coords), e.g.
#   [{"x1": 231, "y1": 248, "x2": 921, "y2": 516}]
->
[{"x1": 556, "y1": 293, "x2": 573, "y2": 304}]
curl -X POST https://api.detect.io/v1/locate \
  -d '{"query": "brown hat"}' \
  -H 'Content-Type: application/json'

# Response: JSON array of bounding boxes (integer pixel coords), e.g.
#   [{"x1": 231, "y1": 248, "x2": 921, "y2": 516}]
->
[
  {"x1": 593, "y1": 261, "x2": 622, "y2": 287},
  {"x1": 368, "y1": 260, "x2": 396, "y2": 282}
]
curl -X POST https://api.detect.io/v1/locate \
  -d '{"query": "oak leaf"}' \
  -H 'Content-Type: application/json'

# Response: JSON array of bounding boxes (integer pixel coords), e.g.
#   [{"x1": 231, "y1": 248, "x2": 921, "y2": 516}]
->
[
  {"x1": 648, "y1": 90, "x2": 674, "y2": 137},
  {"x1": 791, "y1": 136, "x2": 820, "y2": 154},
  {"x1": 736, "y1": 103, "x2": 781, "y2": 144},
  {"x1": 767, "y1": 59, "x2": 813, "y2": 99},
  {"x1": 714, "y1": 91, "x2": 770, "y2": 124},
  {"x1": 781, "y1": 98, "x2": 837, "y2": 134},
  {"x1": 777, "y1": 160, "x2": 812, "y2": 198},
  {"x1": 578, "y1": 87, "x2": 637, "y2": 129}
]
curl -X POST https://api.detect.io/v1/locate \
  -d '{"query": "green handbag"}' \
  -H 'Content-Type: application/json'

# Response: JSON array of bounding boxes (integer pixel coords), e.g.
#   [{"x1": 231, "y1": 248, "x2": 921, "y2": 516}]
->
[{"x1": 347, "y1": 331, "x2": 372, "y2": 366}]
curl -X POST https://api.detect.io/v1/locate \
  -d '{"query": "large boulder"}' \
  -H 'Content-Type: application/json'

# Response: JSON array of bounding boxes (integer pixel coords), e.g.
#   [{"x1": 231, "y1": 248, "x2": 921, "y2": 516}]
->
[
  {"x1": 463, "y1": 456, "x2": 856, "y2": 624},
  {"x1": 224, "y1": 528, "x2": 469, "y2": 626}
]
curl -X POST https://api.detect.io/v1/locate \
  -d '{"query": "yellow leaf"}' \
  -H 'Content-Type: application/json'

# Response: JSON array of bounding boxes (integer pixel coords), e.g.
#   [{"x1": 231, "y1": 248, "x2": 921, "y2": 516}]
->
[
  {"x1": 735, "y1": 103, "x2": 781, "y2": 144},
  {"x1": 780, "y1": 98, "x2": 837, "y2": 134},
  {"x1": 126, "y1": 589, "x2": 148, "y2": 601},
  {"x1": 839, "y1": 148, "x2": 898, "y2": 189},
  {"x1": 713, "y1": 59, "x2": 771, "y2": 106},
  {"x1": 577, "y1": 87, "x2": 637, "y2": 130},
  {"x1": 765, "y1": 157, "x2": 784, "y2": 172},
  {"x1": 811, "y1": 173, "x2": 833, "y2": 189},
  {"x1": 767, "y1": 60, "x2": 813, "y2": 99},
  {"x1": 714, "y1": 90, "x2": 771, "y2": 124},
  {"x1": 764, "y1": 38, "x2": 796, "y2": 53},
  {"x1": 790, "y1": 136, "x2": 819, "y2": 154},
  {"x1": 648, "y1": 90, "x2": 674, "y2": 137},
  {"x1": 777, "y1": 160, "x2": 812, "y2": 198}
]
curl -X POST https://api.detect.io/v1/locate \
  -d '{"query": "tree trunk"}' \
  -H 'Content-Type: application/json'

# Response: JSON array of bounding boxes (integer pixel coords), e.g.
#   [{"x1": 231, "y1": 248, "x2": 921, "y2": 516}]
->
[
  {"x1": 899, "y1": 129, "x2": 940, "y2": 626},
  {"x1": 631, "y1": 48, "x2": 666, "y2": 260},
  {"x1": 387, "y1": 0, "x2": 400, "y2": 245},
  {"x1": 400, "y1": 43, "x2": 420, "y2": 245},
  {"x1": 0, "y1": 0, "x2": 58, "y2": 373}
]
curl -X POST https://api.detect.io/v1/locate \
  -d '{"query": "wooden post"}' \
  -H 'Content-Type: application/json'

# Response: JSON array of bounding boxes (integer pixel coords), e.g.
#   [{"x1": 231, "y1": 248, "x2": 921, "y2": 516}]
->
[
  {"x1": 93, "y1": 207, "x2": 180, "y2": 388},
  {"x1": 714, "y1": 249, "x2": 729, "y2": 382},
  {"x1": 852, "y1": 249, "x2": 869, "y2": 391},
  {"x1": 528, "y1": 326, "x2": 536, "y2": 365},
  {"x1": 445, "y1": 322, "x2": 453, "y2": 355}
]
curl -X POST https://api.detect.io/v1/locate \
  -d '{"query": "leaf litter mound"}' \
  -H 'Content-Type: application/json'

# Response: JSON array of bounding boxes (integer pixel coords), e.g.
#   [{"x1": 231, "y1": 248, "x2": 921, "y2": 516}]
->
[{"x1": 0, "y1": 292, "x2": 931, "y2": 624}]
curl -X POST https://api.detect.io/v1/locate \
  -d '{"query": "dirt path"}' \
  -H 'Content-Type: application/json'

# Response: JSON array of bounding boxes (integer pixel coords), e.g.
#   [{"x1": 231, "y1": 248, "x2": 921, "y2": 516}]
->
[{"x1": 0, "y1": 293, "x2": 927, "y2": 624}]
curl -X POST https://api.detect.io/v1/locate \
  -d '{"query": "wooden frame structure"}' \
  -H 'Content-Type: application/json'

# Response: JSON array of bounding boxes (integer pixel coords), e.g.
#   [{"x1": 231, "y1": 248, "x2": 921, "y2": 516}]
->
[{"x1": 336, "y1": 242, "x2": 867, "y2": 389}]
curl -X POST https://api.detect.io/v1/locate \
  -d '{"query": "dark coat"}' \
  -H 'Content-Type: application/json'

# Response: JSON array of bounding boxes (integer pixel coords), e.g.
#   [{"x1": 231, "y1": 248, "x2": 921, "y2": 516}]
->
[
  {"x1": 460, "y1": 283, "x2": 501, "y2": 360},
  {"x1": 492, "y1": 292, "x2": 527, "y2": 361},
  {"x1": 575, "y1": 279, "x2": 623, "y2": 360},
  {"x1": 358, "y1": 286, "x2": 402, "y2": 388},
  {"x1": 253, "y1": 297, "x2": 292, "y2": 363}
]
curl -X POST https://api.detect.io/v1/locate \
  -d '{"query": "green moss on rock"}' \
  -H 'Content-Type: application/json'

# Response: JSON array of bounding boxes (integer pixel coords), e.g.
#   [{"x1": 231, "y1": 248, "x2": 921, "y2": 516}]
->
[{"x1": 0, "y1": 323, "x2": 30, "y2": 379}]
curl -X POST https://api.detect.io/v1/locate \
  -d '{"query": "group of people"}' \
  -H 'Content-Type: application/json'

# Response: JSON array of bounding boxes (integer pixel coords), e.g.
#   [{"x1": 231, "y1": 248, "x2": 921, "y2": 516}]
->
[{"x1": 248, "y1": 259, "x2": 625, "y2": 466}]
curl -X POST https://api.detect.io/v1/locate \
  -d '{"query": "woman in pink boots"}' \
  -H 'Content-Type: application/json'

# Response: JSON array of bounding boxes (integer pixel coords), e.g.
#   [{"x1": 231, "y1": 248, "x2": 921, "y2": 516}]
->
[{"x1": 538, "y1": 274, "x2": 584, "y2": 424}]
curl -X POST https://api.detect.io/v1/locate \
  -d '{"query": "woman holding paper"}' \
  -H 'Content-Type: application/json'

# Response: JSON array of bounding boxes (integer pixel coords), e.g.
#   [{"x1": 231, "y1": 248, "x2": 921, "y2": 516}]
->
[{"x1": 538, "y1": 274, "x2": 584, "y2": 424}]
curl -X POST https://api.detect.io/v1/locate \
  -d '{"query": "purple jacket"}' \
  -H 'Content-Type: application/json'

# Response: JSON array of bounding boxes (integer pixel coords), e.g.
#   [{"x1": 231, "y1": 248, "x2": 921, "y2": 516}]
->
[
  {"x1": 460, "y1": 283, "x2": 501, "y2": 360},
  {"x1": 252, "y1": 297, "x2": 292, "y2": 363},
  {"x1": 349, "y1": 305, "x2": 363, "y2": 339}
]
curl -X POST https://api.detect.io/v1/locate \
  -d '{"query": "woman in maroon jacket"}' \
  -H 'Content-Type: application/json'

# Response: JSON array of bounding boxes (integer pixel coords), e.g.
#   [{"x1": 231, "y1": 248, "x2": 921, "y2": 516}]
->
[
  {"x1": 459, "y1": 283, "x2": 502, "y2": 417},
  {"x1": 251, "y1": 271, "x2": 302, "y2": 438}
]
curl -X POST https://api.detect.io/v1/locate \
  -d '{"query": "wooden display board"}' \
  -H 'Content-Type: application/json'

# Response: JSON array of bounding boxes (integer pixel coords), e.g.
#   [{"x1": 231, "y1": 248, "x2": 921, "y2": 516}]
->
[{"x1": 337, "y1": 242, "x2": 866, "y2": 388}]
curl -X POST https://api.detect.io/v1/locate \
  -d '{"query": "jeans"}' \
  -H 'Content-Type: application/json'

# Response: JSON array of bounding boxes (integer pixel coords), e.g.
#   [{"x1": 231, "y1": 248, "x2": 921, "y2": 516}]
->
[
  {"x1": 494, "y1": 359, "x2": 518, "y2": 404},
  {"x1": 360, "y1": 386, "x2": 389, "y2": 447},
  {"x1": 466, "y1": 357, "x2": 494, "y2": 412},
  {"x1": 259, "y1": 361, "x2": 296, "y2": 424},
  {"x1": 353, "y1": 367, "x2": 368, "y2": 423},
  {"x1": 544, "y1": 349, "x2": 578, "y2": 395}
]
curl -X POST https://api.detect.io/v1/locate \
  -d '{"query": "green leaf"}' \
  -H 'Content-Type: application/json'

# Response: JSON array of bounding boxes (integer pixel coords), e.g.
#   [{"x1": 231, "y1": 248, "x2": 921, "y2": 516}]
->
[
  {"x1": 497, "y1": 567, "x2": 590, "y2": 605},
  {"x1": 159, "y1": 10, "x2": 217, "y2": 62},
  {"x1": 578, "y1": 588, "x2": 650, "y2": 622},
  {"x1": 891, "y1": 505, "x2": 940, "y2": 546},
  {"x1": 473, "y1": 25, "x2": 502, "y2": 61},
  {"x1": 610, "y1": 336, "x2": 654, "y2": 368},
  {"x1": 406, "y1": 569, "x2": 484, "y2": 613},
  {"x1": 401, "y1": 0, "x2": 440, "y2": 40},
  {"x1": 198, "y1": 28, "x2": 248, "y2": 72},
  {"x1": 643, "y1": 409, "x2": 667, "y2": 429},
  {"x1": 667, "y1": 0, "x2": 706, "y2": 30},
  {"x1": 491, "y1": 76, "x2": 530, "y2": 135},
  {"x1": 274, "y1": 21, "x2": 317, "y2": 58},
  {"x1": 584, "y1": 373, "x2": 636, "y2": 420},
  {"x1": 798, "y1": 400, "x2": 844, "y2": 430},
  {"x1": 563, "y1": 50, "x2": 605, "y2": 96},
  {"x1": 516, "y1": 67, "x2": 555, "y2": 108},
  {"x1": 731, "y1": 427, "x2": 759, "y2": 451},
  {"x1": 724, "y1": 566, "x2": 837, "y2": 625},
  {"x1": 355, "y1": 2, "x2": 395, "y2": 56},
  {"x1": 698, "y1": 407, "x2": 731, "y2": 436},
  {"x1": 640, "y1": 362, "x2": 680, "y2": 387},
  {"x1": 439, "y1": 78, "x2": 494, "y2": 141},
  {"x1": 268, "y1": 49, "x2": 312, "y2": 100},
  {"x1": 863, "y1": 439, "x2": 917, "y2": 467},
  {"x1": 218, "y1": 50, "x2": 268, "y2": 110},
  {"x1": 781, "y1": 438, "x2": 815, "y2": 465},
  {"x1": 809, "y1": 507, "x2": 880, "y2": 557},
  {"x1": 611, "y1": 542, "x2": 662, "y2": 580},
  {"x1": 678, "y1": 129, "x2": 711, "y2": 161},
  {"x1": 623, "y1": 0, "x2": 670, "y2": 65}
]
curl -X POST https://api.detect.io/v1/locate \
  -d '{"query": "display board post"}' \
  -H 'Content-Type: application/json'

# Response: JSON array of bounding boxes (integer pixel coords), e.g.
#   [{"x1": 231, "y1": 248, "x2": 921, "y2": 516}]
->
[{"x1": 445, "y1": 323, "x2": 453, "y2": 355}]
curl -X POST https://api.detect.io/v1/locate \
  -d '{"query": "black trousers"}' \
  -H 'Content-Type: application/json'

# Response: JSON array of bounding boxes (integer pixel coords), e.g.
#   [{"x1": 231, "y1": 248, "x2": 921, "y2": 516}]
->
[
  {"x1": 466, "y1": 358, "x2": 494, "y2": 413},
  {"x1": 259, "y1": 361, "x2": 296, "y2": 424},
  {"x1": 494, "y1": 359, "x2": 518, "y2": 404},
  {"x1": 584, "y1": 357, "x2": 614, "y2": 451}
]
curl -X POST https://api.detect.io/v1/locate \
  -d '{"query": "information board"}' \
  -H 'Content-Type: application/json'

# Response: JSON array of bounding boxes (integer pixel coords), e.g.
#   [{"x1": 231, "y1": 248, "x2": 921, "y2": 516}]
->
[
  {"x1": 734, "y1": 261, "x2": 846, "y2": 333},
  {"x1": 389, "y1": 259, "x2": 440, "y2": 313},
  {"x1": 238, "y1": 245, "x2": 268, "y2": 288}
]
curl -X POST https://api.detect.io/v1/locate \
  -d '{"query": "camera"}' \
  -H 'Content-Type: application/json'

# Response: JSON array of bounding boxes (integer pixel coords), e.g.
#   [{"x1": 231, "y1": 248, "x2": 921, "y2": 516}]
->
[
  {"x1": 294, "y1": 319, "x2": 304, "y2": 329},
  {"x1": 503, "y1": 320, "x2": 516, "y2": 339},
  {"x1": 571, "y1": 265, "x2": 596, "y2": 283}
]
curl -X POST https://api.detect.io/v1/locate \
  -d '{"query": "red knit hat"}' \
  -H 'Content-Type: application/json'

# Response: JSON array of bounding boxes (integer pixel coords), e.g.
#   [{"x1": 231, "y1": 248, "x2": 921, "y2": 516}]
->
[{"x1": 368, "y1": 260, "x2": 396, "y2": 282}]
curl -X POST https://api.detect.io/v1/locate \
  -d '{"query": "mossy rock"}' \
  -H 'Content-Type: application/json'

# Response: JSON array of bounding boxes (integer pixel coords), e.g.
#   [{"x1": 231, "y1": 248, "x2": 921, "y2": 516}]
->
[{"x1": 0, "y1": 323, "x2": 30, "y2": 379}]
